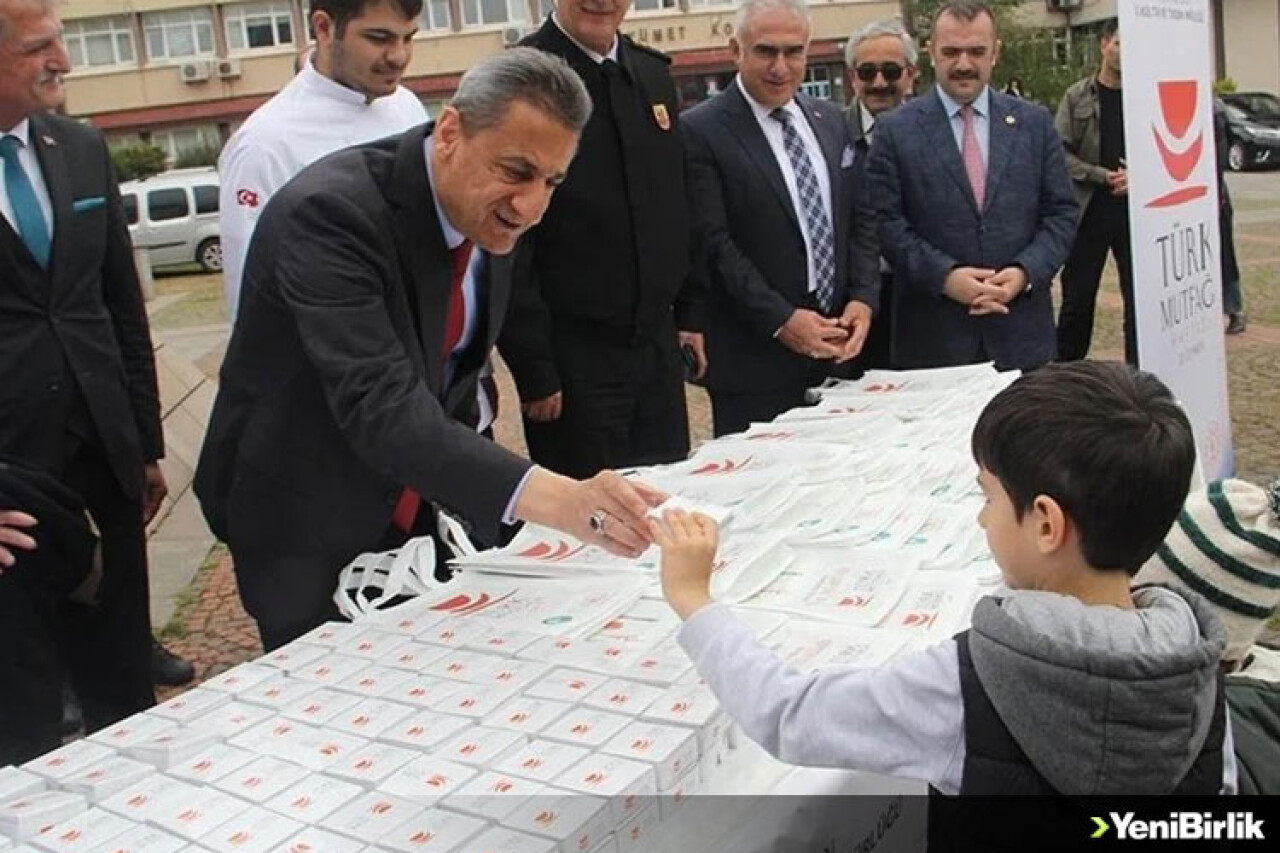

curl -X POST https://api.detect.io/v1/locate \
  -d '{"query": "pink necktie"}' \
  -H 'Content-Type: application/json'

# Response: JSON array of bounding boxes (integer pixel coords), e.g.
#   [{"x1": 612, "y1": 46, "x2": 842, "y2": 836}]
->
[{"x1": 960, "y1": 104, "x2": 986, "y2": 208}]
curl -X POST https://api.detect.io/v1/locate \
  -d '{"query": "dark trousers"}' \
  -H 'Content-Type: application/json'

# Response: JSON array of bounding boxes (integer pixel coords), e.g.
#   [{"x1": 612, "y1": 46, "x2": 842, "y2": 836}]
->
[
  {"x1": 709, "y1": 387, "x2": 811, "y2": 438},
  {"x1": 524, "y1": 319, "x2": 690, "y2": 479},
  {"x1": 857, "y1": 271, "x2": 896, "y2": 371},
  {"x1": 1221, "y1": 196, "x2": 1243, "y2": 316},
  {"x1": 1057, "y1": 194, "x2": 1136, "y2": 364}
]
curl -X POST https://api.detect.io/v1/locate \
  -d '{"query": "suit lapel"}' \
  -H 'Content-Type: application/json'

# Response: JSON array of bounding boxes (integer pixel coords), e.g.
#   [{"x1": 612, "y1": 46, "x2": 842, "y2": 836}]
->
[
  {"x1": 920, "y1": 90, "x2": 980, "y2": 215},
  {"x1": 720, "y1": 83, "x2": 800, "y2": 231},
  {"x1": 983, "y1": 93, "x2": 1015, "y2": 213},
  {"x1": 29, "y1": 115, "x2": 71, "y2": 289}
]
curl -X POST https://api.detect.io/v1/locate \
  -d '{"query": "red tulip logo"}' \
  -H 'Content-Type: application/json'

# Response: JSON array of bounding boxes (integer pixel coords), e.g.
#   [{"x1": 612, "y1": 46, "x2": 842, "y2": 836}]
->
[{"x1": 1148, "y1": 80, "x2": 1209, "y2": 208}]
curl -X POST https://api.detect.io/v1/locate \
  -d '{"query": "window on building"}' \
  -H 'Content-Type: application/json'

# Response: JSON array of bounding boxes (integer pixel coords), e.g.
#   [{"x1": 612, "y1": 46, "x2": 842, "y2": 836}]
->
[
  {"x1": 147, "y1": 188, "x2": 190, "y2": 222},
  {"x1": 150, "y1": 126, "x2": 224, "y2": 165},
  {"x1": 630, "y1": 0, "x2": 679, "y2": 12},
  {"x1": 64, "y1": 16, "x2": 136, "y2": 70},
  {"x1": 194, "y1": 185, "x2": 220, "y2": 215},
  {"x1": 687, "y1": 0, "x2": 736, "y2": 8},
  {"x1": 461, "y1": 0, "x2": 528, "y2": 27},
  {"x1": 419, "y1": 0, "x2": 451, "y2": 31},
  {"x1": 224, "y1": 2, "x2": 294, "y2": 52},
  {"x1": 143, "y1": 9, "x2": 217, "y2": 61},
  {"x1": 800, "y1": 66, "x2": 832, "y2": 101}
]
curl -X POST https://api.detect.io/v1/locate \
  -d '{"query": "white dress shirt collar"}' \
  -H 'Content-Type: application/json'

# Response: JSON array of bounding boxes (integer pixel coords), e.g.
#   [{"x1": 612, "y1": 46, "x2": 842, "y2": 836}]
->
[
  {"x1": 936, "y1": 83, "x2": 990, "y2": 119},
  {"x1": 858, "y1": 101, "x2": 877, "y2": 140},
  {"x1": 551, "y1": 13, "x2": 618, "y2": 64},
  {"x1": 299, "y1": 57, "x2": 379, "y2": 106},
  {"x1": 1, "y1": 118, "x2": 31, "y2": 145},
  {"x1": 737, "y1": 75, "x2": 804, "y2": 125}
]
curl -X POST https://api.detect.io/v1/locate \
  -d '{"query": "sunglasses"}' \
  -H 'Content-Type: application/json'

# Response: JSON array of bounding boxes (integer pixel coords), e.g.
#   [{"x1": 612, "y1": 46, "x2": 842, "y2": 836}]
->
[{"x1": 854, "y1": 63, "x2": 906, "y2": 83}]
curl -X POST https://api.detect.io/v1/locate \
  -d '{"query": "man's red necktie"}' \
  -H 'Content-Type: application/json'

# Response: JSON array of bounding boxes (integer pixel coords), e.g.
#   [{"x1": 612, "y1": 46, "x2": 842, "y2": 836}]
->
[{"x1": 392, "y1": 240, "x2": 474, "y2": 533}]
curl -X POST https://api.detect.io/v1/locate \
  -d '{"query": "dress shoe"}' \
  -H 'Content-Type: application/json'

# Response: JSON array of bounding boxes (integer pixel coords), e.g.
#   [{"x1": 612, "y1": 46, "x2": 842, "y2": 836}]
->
[
  {"x1": 152, "y1": 638, "x2": 195, "y2": 687},
  {"x1": 1227, "y1": 313, "x2": 1247, "y2": 335}
]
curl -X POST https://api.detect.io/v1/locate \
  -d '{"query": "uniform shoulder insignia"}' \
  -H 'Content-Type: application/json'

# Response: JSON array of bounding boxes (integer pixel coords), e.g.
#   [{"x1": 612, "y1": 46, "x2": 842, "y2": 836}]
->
[{"x1": 621, "y1": 34, "x2": 673, "y2": 65}]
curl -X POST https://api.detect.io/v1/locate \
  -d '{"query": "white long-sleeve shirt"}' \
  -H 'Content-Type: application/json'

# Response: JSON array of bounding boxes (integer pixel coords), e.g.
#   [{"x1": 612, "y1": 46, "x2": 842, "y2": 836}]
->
[{"x1": 219, "y1": 60, "x2": 426, "y2": 319}]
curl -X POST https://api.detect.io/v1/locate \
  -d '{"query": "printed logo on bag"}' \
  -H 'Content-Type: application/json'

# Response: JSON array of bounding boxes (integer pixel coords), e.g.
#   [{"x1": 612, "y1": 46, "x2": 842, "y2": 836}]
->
[
  {"x1": 534, "y1": 810, "x2": 557, "y2": 826},
  {"x1": 425, "y1": 774, "x2": 450, "y2": 788},
  {"x1": 609, "y1": 693, "x2": 630, "y2": 705},
  {"x1": 458, "y1": 742, "x2": 480, "y2": 755},
  {"x1": 229, "y1": 831, "x2": 251, "y2": 846},
  {"x1": 59, "y1": 829, "x2": 82, "y2": 842},
  {"x1": 1148, "y1": 80, "x2": 1209, "y2": 208},
  {"x1": 509, "y1": 711, "x2": 530, "y2": 724},
  {"x1": 522, "y1": 758, "x2": 544, "y2": 770},
  {"x1": 458, "y1": 698, "x2": 478, "y2": 709},
  {"x1": 568, "y1": 679, "x2": 587, "y2": 691},
  {"x1": 178, "y1": 809, "x2": 201, "y2": 823},
  {"x1": 370, "y1": 801, "x2": 394, "y2": 815},
  {"x1": 291, "y1": 796, "x2": 313, "y2": 809},
  {"x1": 88, "y1": 769, "x2": 107, "y2": 780},
  {"x1": 407, "y1": 725, "x2": 426, "y2": 737},
  {"x1": 491, "y1": 779, "x2": 514, "y2": 793},
  {"x1": 571, "y1": 723, "x2": 591, "y2": 735},
  {"x1": 583, "y1": 772, "x2": 606, "y2": 787},
  {"x1": 243, "y1": 776, "x2": 263, "y2": 788},
  {"x1": 193, "y1": 760, "x2": 214, "y2": 773},
  {"x1": 631, "y1": 738, "x2": 653, "y2": 753},
  {"x1": 410, "y1": 831, "x2": 435, "y2": 845},
  {"x1": 352, "y1": 715, "x2": 372, "y2": 727},
  {"x1": 355, "y1": 759, "x2": 375, "y2": 771},
  {"x1": 319, "y1": 743, "x2": 341, "y2": 756},
  {"x1": 289, "y1": 842, "x2": 313, "y2": 852},
  {"x1": 670, "y1": 701, "x2": 691, "y2": 715}
]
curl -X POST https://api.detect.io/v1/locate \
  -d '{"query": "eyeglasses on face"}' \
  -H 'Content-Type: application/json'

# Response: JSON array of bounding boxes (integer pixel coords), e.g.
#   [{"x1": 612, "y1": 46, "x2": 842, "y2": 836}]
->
[{"x1": 854, "y1": 62, "x2": 906, "y2": 83}]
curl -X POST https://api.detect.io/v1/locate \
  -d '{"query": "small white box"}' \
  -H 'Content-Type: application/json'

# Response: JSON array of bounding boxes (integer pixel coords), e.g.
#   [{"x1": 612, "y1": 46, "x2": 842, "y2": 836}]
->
[
  {"x1": 431, "y1": 728, "x2": 524, "y2": 768},
  {"x1": 513, "y1": 637, "x2": 590, "y2": 667},
  {"x1": 382, "y1": 679, "x2": 462, "y2": 710},
  {"x1": 149, "y1": 690, "x2": 231, "y2": 724},
  {"x1": 124, "y1": 729, "x2": 219, "y2": 770},
  {"x1": 24, "y1": 741, "x2": 114, "y2": 781},
  {"x1": 201, "y1": 664, "x2": 276, "y2": 695},
  {"x1": 443, "y1": 772, "x2": 543, "y2": 823},
  {"x1": 0, "y1": 791, "x2": 87, "y2": 841},
  {"x1": 198, "y1": 804, "x2": 302, "y2": 853},
  {"x1": 212, "y1": 756, "x2": 310, "y2": 804},
  {"x1": 149, "y1": 789, "x2": 244, "y2": 842},
  {"x1": 501, "y1": 791, "x2": 612, "y2": 853},
  {"x1": 656, "y1": 767, "x2": 699, "y2": 822},
  {"x1": 641, "y1": 684, "x2": 725, "y2": 755},
  {"x1": 0, "y1": 767, "x2": 44, "y2": 801},
  {"x1": 59, "y1": 757, "x2": 155, "y2": 803},
  {"x1": 581, "y1": 680, "x2": 663, "y2": 718},
  {"x1": 279, "y1": 688, "x2": 363, "y2": 726},
  {"x1": 184, "y1": 701, "x2": 272, "y2": 738},
  {"x1": 335, "y1": 667, "x2": 413, "y2": 700},
  {"x1": 88, "y1": 715, "x2": 176, "y2": 750},
  {"x1": 475, "y1": 660, "x2": 550, "y2": 693},
  {"x1": 296, "y1": 623, "x2": 363, "y2": 648},
  {"x1": 377, "y1": 609, "x2": 447, "y2": 637},
  {"x1": 491, "y1": 741, "x2": 588, "y2": 786},
  {"x1": 261, "y1": 642, "x2": 329, "y2": 673},
  {"x1": 319, "y1": 792, "x2": 423, "y2": 841},
  {"x1": 626, "y1": 650, "x2": 691, "y2": 686},
  {"x1": 168, "y1": 744, "x2": 257, "y2": 785},
  {"x1": 414, "y1": 621, "x2": 486, "y2": 650},
  {"x1": 523, "y1": 670, "x2": 604, "y2": 704},
  {"x1": 281, "y1": 728, "x2": 369, "y2": 773},
  {"x1": 82, "y1": 824, "x2": 184, "y2": 853},
  {"x1": 376, "y1": 712, "x2": 470, "y2": 752},
  {"x1": 328, "y1": 699, "x2": 415, "y2": 739},
  {"x1": 540, "y1": 710, "x2": 631, "y2": 750},
  {"x1": 98, "y1": 776, "x2": 200, "y2": 822},
  {"x1": 460, "y1": 628, "x2": 541, "y2": 657},
  {"x1": 342, "y1": 630, "x2": 410, "y2": 662},
  {"x1": 295, "y1": 656, "x2": 370, "y2": 687},
  {"x1": 29, "y1": 807, "x2": 132, "y2": 852},
  {"x1": 375, "y1": 807, "x2": 487, "y2": 853},
  {"x1": 463, "y1": 828, "x2": 556, "y2": 853},
  {"x1": 278, "y1": 826, "x2": 367, "y2": 853},
  {"x1": 481, "y1": 697, "x2": 571, "y2": 737},
  {"x1": 265, "y1": 774, "x2": 363, "y2": 823},
  {"x1": 323, "y1": 742, "x2": 418, "y2": 786},
  {"x1": 379, "y1": 757, "x2": 474, "y2": 805},
  {"x1": 554, "y1": 755, "x2": 656, "y2": 825},
  {"x1": 235, "y1": 677, "x2": 317, "y2": 710},
  {"x1": 601, "y1": 722, "x2": 698, "y2": 790},
  {"x1": 419, "y1": 650, "x2": 504, "y2": 684},
  {"x1": 426, "y1": 684, "x2": 517, "y2": 720},
  {"x1": 614, "y1": 805, "x2": 659, "y2": 853},
  {"x1": 381, "y1": 643, "x2": 450, "y2": 673}
]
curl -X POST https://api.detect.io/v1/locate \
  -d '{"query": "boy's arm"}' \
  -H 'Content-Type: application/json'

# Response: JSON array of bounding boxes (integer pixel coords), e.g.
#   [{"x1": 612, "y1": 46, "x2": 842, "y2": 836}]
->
[{"x1": 679, "y1": 603, "x2": 967, "y2": 794}]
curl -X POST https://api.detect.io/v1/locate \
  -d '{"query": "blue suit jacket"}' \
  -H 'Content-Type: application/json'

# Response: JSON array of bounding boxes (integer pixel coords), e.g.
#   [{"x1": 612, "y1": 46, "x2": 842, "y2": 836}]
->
[{"x1": 865, "y1": 88, "x2": 1078, "y2": 370}]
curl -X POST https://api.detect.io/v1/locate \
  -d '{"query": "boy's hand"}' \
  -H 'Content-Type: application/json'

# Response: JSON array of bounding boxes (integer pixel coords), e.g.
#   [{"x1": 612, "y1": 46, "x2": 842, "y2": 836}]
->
[{"x1": 652, "y1": 509, "x2": 719, "y2": 620}]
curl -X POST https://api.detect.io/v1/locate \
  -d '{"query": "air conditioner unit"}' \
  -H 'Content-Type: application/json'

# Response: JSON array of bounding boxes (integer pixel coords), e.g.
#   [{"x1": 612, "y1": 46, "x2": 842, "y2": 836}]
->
[
  {"x1": 216, "y1": 58, "x2": 242, "y2": 79},
  {"x1": 1047, "y1": 0, "x2": 1084, "y2": 11},
  {"x1": 179, "y1": 60, "x2": 211, "y2": 83},
  {"x1": 501, "y1": 26, "x2": 527, "y2": 48}
]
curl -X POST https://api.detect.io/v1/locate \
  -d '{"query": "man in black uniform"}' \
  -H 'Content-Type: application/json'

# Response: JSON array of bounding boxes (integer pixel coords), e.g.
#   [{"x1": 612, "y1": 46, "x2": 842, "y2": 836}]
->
[{"x1": 501, "y1": 0, "x2": 703, "y2": 479}]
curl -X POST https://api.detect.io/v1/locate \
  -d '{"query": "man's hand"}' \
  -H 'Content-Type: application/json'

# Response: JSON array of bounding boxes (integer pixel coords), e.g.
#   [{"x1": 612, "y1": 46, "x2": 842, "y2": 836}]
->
[
  {"x1": 1107, "y1": 167, "x2": 1128, "y2": 197},
  {"x1": 777, "y1": 309, "x2": 848, "y2": 360},
  {"x1": 677, "y1": 331, "x2": 708, "y2": 381},
  {"x1": 521, "y1": 392, "x2": 563, "y2": 423},
  {"x1": 962, "y1": 267, "x2": 1028, "y2": 316},
  {"x1": 0, "y1": 510, "x2": 38, "y2": 572},
  {"x1": 143, "y1": 463, "x2": 168, "y2": 525},
  {"x1": 835, "y1": 301, "x2": 873, "y2": 363},
  {"x1": 651, "y1": 509, "x2": 719, "y2": 620},
  {"x1": 514, "y1": 468, "x2": 667, "y2": 558},
  {"x1": 943, "y1": 267, "x2": 1002, "y2": 307}
]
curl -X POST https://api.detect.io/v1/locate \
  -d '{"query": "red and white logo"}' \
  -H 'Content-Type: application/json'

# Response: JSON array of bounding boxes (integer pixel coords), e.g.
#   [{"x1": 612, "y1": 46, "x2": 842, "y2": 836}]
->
[
  {"x1": 1148, "y1": 80, "x2": 1208, "y2": 208},
  {"x1": 235, "y1": 188, "x2": 259, "y2": 208}
]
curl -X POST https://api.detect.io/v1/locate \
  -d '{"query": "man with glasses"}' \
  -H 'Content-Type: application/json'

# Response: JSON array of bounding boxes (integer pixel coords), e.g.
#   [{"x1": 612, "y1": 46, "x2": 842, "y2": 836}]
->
[{"x1": 842, "y1": 18, "x2": 917, "y2": 369}]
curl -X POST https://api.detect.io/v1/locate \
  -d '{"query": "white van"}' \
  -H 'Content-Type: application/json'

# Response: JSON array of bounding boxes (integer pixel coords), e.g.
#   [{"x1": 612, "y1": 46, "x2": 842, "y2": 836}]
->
[{"x1": 120, "y1": 167, "x2": 221, "y2": 273}]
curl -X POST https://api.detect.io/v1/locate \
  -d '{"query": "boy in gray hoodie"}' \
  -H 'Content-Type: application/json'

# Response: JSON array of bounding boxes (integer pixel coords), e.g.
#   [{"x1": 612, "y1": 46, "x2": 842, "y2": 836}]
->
[{"x1": 655, "y1": 363, "x2": 1234, "y2": 821}]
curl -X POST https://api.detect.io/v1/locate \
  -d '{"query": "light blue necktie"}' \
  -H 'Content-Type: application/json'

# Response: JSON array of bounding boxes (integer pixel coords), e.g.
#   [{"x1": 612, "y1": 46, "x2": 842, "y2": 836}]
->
[
  {"x1": 0, "y1": 134, "x2": 51, "y2": 269},
  {"x1": 771, "y1": 107, "x2": 836, "y2": 312}
]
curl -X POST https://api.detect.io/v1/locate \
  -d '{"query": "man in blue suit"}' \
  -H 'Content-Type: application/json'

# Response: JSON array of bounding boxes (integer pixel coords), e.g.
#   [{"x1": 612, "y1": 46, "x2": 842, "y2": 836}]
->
[{"x1": 865, "y1": 0, "x2": 1077, "y2": 371}]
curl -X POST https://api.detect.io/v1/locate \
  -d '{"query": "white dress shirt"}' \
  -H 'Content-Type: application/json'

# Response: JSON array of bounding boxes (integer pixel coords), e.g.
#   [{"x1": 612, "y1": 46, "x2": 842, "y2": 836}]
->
[
  {"x1": 858, "y1": 101, "x2": 877, "y2": 145},
  {"x1": 936, "y1": 84, "x2": 990, "y2": 167},
  {"x1": 218, "y1": 58, "x2": 427, "y2": 319},
  {"x1": 737, "y1": 77, "x2": 834, "y2": 299},
  {"x1": 0, "y1": 119, "x2": 54, "y2": 244}
]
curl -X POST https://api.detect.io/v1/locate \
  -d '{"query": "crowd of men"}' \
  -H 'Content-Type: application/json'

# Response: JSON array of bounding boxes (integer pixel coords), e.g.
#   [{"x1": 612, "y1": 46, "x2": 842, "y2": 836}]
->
[{"x1": 0, "y1": 0, "x2": 1249, "y2": 763}]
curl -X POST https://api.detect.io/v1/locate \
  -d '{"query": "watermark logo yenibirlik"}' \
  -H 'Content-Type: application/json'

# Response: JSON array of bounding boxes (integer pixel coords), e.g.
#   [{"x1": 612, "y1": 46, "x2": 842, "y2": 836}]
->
[{"x1": 1091, "y1": 812, "x2": 1265, "y2": 841}]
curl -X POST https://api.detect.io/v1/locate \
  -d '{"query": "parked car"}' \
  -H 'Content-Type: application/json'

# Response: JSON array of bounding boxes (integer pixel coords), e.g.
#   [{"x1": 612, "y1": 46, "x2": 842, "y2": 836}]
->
[
  {"x1": 1218, "y1": 92, "x2": 1280, "y2": 171},
  {"x1": 119, "y1": 167, "x2": 221, "y2": 273}
]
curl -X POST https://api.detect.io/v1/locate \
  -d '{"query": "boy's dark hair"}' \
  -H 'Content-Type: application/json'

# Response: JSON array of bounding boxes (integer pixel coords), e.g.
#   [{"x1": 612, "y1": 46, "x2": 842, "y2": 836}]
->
[
  {"x1": 971, "y1": 362, "x2": 1196, "y2": 575},
  {"x1": 312, "y1": 0, "x2": 424, "y2": 37},
  {"x1": 932, "y1": 1, "x2": 998, "y2": 35},
  {"x1": 1100, "y1": 17, "x2": 1119, "y2": 41}
]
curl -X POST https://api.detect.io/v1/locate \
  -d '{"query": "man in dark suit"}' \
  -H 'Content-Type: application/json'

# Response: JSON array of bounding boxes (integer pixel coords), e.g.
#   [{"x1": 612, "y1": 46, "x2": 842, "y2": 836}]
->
[
  {"x1": 500, "y1": 0, "x2": 702, "y2": 479},
  {"x1": 865, "y1": 0, "x2": 1077, "y2": 371},
  {"x1": 842, "y1": 17, "x2": 918, "y2": 370},
  {"x1": 684, "y1": 0, "x2": 879, "y2": 436},
  {"x1": 1, "y1": 0, "x2": 166, "y2": 735},
  {"x1": 195, "y1": 49, "x2": 664, "y2": 650}
]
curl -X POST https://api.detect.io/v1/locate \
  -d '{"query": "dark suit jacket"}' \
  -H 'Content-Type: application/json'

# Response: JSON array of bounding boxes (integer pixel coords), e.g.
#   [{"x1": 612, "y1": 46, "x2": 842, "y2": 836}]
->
[
  {"x1": 500, "y1": 18, "x2": 699, "y2": 401},
  {"x1": 194, "y1": 125, "x2": 531, "y2": 625},
  {"x1": 0, "y1": 113, "x2": 162, "y2": 499},
  {"x1": 865, "y1": 88, "x2": 1078, "y2": 371},
  {"x1": 683, "y1": 81, "x2": 880, "y2": 396}
]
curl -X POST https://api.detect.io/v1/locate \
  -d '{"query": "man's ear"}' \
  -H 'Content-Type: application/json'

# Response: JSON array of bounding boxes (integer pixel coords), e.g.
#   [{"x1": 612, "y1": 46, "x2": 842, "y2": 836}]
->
[
  {"x1": 435, "y1": 106, "x2": 463, "y2": 154},
  {"x1": 1030, "y1": 493, "x2": 1069, "y2": 555}
]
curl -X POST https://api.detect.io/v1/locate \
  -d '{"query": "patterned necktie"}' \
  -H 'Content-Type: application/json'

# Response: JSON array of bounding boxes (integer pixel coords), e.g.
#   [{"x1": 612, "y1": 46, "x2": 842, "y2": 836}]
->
[
  {"x1": 960, "y1": 104, "x2": 986, "y2": 208},
  {"x1": 0, "y1": 135, "x2": 51, "y2": 269},
  {"x1": 770, "y1": 107, "x2": 836, "y2": 312},
  {"x1": 392, "y1": 238, "x2": 475, "y2": 534}
]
